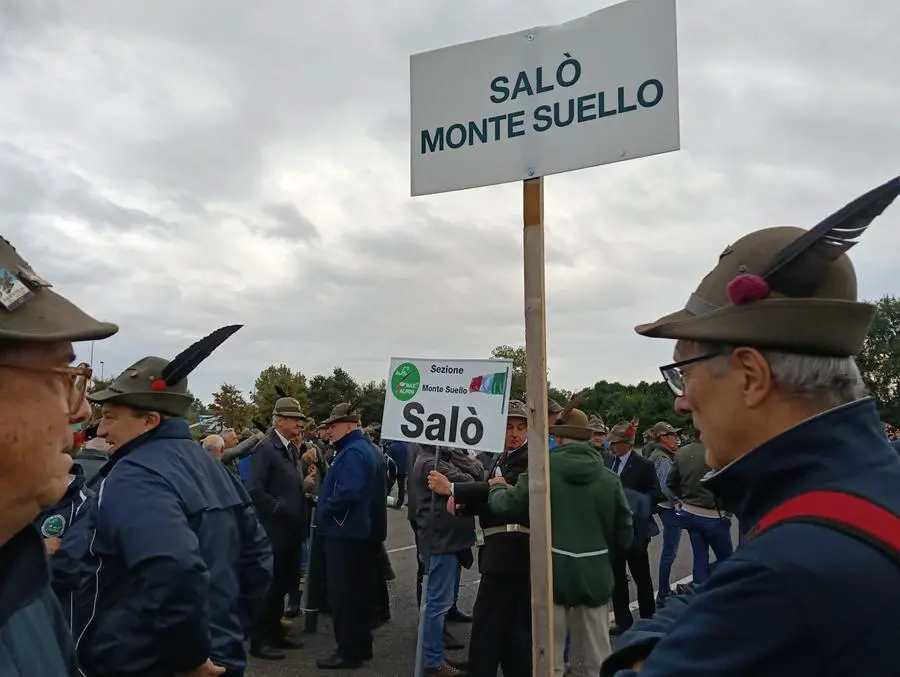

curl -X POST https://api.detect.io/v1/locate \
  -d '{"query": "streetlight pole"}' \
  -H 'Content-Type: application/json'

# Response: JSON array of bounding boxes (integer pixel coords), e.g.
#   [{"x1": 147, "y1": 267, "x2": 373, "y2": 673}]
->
[{"x1": 100, "y1": 361, "x2": 104, "y2": 381}]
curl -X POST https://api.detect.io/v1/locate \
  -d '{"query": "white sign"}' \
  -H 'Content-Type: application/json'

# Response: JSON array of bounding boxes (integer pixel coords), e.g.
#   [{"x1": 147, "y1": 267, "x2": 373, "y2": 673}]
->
[
  {"x1": 409, "y1": 0, "x2": 679, "y2": 196},
  {"x1": 381, "y1": 357, "x2": 513, "y2": 454}
]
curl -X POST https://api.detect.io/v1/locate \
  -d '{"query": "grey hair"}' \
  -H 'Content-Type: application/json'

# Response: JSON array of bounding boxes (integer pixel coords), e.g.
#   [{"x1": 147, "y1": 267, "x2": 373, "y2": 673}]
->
[
  {"x1": 699, "y1": 342, "x2": 868, "y2": 408},
  {"x1": 202, "y1": 434, "x2": 225, "y2": 453}
]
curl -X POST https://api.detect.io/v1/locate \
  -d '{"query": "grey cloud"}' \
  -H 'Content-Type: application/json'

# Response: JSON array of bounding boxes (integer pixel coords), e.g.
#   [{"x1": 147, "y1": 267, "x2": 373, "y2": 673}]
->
[
  {"x1": 3, "y1": 0, "x2": 899, "y2": 402},
  {"x1": 261, "y1": 202, "x2": 320, "y2": 241}
]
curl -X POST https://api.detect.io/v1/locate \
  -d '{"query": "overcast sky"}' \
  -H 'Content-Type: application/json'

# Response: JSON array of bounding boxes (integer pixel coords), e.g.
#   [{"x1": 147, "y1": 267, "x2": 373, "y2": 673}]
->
[{"x1": 1, "y1": 0, "x2": 898, "y2": 402}]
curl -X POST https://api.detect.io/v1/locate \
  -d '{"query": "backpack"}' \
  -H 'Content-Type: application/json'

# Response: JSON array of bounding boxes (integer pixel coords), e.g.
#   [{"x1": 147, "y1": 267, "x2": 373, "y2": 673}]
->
[{"x1": 747, "y1": 489, "x2": 900, "y2": 565}]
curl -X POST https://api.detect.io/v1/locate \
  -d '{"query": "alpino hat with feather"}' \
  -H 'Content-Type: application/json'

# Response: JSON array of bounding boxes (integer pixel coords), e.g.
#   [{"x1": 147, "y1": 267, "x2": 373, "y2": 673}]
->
[
  {"x1": 322, "y1": 400, "x2": 362, "y2": 426},
  {"x1": 636, "y1": 177, "x2": 900, "y2": 355},
  {"x1": 88, "y1": 325, "x2": 242, "y2": 417}
]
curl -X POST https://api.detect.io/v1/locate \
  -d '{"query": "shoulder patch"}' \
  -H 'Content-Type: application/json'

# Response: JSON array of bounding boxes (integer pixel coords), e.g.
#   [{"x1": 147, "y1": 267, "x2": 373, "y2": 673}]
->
[{"x1": 40, "y1": 513, "x2": 67, "y2": 537}]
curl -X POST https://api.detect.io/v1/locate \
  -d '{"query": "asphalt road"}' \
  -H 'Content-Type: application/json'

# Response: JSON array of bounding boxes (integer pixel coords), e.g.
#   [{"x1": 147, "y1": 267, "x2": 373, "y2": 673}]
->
[{"x1": 246, "y1": 505, "x2": 739, "y2": 677}]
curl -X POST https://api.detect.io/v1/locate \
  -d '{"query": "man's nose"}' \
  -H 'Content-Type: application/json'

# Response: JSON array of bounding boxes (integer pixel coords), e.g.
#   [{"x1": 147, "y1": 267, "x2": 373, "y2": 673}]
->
[
  {"x1": 70, "y1": 397, "x2": 91, "y2": 424},
  {"x1": 674, "y1": 396, "x2": 691, "y2": 416}
]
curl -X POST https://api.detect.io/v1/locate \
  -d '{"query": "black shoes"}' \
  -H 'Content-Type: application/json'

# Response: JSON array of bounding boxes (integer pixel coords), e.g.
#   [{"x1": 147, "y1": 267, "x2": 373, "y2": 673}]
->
[
  {"x1": 446, "y1": 606, "x2": 472, "y2": 623},
  {"x1": 317, "y1": 654, "x2": 363, "y2": 670}
]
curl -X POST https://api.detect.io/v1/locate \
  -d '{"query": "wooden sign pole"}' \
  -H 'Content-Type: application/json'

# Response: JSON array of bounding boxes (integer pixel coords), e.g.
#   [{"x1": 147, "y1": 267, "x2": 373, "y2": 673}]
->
[{"x1": 523, "y1": 176, "x2": 555, "y2": 676}]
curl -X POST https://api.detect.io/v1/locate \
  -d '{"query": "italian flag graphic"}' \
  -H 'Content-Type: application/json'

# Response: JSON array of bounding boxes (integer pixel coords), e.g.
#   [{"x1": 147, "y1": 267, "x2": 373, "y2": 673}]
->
[{"x1": 468, "y1": 371, "x2": 507, "y2": 395}]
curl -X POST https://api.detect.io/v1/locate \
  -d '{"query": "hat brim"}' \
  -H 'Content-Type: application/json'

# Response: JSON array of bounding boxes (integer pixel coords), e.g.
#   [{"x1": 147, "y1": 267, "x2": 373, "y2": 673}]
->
[
  {"x1": 322, "y1": 414, "x2": 361, "y2": 427},
  {"x1": 549, "y1": 424, "x2": 593, "y2": 441},
  {"x1": 87, "y1": 389, "x2": 192, "y2": 417},
  {"x1": 0, "y1": 287, "x2": 118, "y2": 343},
  {"x1": 274, "y1": 411, "x2": 306, "y2": 419},
  {"x1": 608, "y1": 435, "x2": 636, "y2": 444},
  {"x1": 635, "y1": 298, "x2": 874, "y2": 356}
]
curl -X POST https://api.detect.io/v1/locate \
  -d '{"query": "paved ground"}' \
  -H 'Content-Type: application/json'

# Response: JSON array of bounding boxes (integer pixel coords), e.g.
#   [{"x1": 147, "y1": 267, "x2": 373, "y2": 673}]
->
[{"x1": 246, "y1": 505, "x2": 739, "y2": 677}]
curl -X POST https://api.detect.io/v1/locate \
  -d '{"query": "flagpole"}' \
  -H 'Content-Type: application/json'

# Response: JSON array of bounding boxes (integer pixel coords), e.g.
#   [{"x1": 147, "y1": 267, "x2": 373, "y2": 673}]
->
[{"x1": 501, "y1": 367, "x2": 510, "y2": 415}]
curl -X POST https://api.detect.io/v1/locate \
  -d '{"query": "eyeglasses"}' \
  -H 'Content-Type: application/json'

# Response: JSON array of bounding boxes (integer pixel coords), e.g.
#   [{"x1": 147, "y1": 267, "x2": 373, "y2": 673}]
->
[
  {"x1": 0, "y1": 362, "x2": 93, "y2": 415},
  {"x1": 659, "y1": 353, "x2": 722, "y2": 397}
]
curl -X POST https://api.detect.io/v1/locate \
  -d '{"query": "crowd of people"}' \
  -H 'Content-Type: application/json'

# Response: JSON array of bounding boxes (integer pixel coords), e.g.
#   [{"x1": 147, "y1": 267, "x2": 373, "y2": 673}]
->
[{"x1": 3, "y1": 177, "x2": 900, "y2": 677}]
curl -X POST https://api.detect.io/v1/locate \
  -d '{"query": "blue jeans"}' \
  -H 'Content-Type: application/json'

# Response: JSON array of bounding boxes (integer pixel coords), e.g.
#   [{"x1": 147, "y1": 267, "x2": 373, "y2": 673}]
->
[
  {"x1": 680, "y1": 511, "x2": 734, "y2": 584},
  {"x1": 422, "y1": 554, "x2": 458, "y2": 669},
  {"x1": 657, "y1": 508, "x2": 683, "y2": 596}
]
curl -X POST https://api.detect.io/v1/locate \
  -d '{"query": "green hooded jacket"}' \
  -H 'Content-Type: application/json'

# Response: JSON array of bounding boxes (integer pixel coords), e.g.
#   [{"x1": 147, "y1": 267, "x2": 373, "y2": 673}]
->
[{"x1": 488, "y1": 441, "x2": 633, "y2": 608}]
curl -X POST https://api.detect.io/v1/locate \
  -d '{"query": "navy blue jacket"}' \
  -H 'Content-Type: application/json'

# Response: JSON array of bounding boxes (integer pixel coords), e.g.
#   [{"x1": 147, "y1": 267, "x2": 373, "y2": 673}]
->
[
  {"x1": 388, "y1": 441, "x2": 409, "y2": 474},
  {"x1": 317, "y1": 429, "x2": 377, "y2": 540},
  {"x1": 0, "y1": 526, "x2": 77, "y2": 676},
  {"x1": 891, "y1": 439, "x2": 900, "y2": 454},
  {"x1": 34, "y1": 463, "x2": 93, "y2": 542},
  {"x1": 73, "y1": 418, "x2": 273, "y2": 677},
  {"x1": 601, "y1": 398, "x2": 900, "y2": 677},
  {"x1": 32, "y1": 463, "x2": 94, "y2": 627}
]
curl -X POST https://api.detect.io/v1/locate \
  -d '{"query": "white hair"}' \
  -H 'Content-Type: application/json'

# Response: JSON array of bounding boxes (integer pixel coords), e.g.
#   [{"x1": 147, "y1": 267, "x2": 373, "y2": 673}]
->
[
  {"x1": 702, "y1": 343, "x2": 868, "y2": 408},
  {"x1": 202, "y1": 434, "x2": 225, "y2": 453}
]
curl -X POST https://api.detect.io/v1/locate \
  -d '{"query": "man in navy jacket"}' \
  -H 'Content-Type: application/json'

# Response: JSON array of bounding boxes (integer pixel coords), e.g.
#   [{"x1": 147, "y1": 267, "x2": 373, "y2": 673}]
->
[
  {"x1": 75, "y1": 328, "x2": 273, "y2": 677},
  {"x1": 316, "y1": 402, "x2": 378, "y2": 670},
  {"x1": 602, "y1": 179, "x2": 900, "y2": 677}
]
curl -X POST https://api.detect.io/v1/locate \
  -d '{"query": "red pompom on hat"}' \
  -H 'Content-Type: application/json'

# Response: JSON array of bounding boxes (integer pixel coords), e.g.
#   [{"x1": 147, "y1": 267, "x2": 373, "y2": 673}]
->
[
  {"x1": 150, "y1": 379, "x2": 167, "y2": 392},
  {"x1": 625, "y1": 424, "x2": 635, "y2": 437},
  {"x1": 726, "y1": 274, "x2": 770, "y2": 305}
]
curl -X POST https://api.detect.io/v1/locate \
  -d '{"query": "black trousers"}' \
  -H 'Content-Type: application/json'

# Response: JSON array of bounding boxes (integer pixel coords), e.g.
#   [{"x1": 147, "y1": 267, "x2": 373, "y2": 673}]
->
[
  {"x1": 410, "y1": 519, "x2": 424, "y2": 606},
  {"x1": 325, "y1": 538, "x2": 374, "y2": 662},
  {"x1": 396, "y1": 474, "x2": 407, "y2": 508},
  {"x1": 612, "y1": 540, "x2": 655, "y2": 629},
  {"x1": 252, "y1": 545, "x2": 300, "y2": 645},
  {"x1": 467, "y1": 572, "x2": 532, "y2": 677}
]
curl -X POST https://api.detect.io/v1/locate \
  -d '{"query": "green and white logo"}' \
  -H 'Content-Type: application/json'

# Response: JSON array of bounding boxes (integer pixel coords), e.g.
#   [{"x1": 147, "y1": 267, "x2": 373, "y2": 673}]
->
[
  {"x1": 40, "y1": 514, "x2": 66, "y2": 538},
  {"x1": 391, "y1": 362, "x2": 421, "y2": 401}
]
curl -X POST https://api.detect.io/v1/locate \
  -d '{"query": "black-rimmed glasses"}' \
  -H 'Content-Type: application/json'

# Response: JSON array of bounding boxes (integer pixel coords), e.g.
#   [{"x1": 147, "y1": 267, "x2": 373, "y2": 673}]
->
[{"x1": 659, "y1": 353, "x2": 721, "y2": 397}]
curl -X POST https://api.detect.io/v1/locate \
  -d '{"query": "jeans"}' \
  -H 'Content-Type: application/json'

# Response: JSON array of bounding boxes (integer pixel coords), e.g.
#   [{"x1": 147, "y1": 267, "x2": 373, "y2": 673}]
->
[
  {"x1": 300, "y1": 539, "x2": 308, "y2": 573},
  {"x1": 422, "y1": 553, "x2": 458, "y2": 669},
  {"x1": 657, "y1": 508, "x2": 683, "y2": 596},
  {"x1": 680, "y1": 510, "x2": 734, "y2": 584}
]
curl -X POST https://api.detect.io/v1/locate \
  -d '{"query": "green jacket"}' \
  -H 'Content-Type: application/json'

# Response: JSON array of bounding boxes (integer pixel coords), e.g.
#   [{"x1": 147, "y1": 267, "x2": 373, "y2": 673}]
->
[{"x1": 488, "y1": 441, "x2": 633, "y2": 608}]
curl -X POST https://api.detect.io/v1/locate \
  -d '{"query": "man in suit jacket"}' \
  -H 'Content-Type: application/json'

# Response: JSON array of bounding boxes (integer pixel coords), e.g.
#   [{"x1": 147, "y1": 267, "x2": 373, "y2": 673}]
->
[
  {"x1": 246, "y1": 398, "x2": 308, "y2": 659},
  {"x1": 605, "y1": 420, "x2": 662, "y2": 634}
]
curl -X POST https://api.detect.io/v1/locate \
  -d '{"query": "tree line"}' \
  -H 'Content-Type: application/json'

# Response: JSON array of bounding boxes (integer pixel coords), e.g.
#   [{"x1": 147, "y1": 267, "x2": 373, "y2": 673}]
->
[{"x1": 88, "y1": 295, "x2": 900, "y2": 432}]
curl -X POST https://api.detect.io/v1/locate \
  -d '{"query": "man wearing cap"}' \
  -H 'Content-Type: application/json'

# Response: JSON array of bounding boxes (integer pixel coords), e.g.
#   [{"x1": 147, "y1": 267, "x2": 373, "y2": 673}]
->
[
  {"x1": 74, "y1": 327, "x2": 273, "y2": 677},
  {"x1": 0, "y1": 238, "x2": 115, "y2": 677},
  {"x1": 427, "y1": 400, "x2": 533, "y2": 677},
  {"x1": 315, "y1": 403, "x2": 380, "y2": 670},
  {"x1": 246, "y1": 396, "x2": 308, "y2": 660},
  {"x1": 605, "y1": 420, "x2": 660, "y2": 634},
  {"x1": 644, "y1": 421, "x2": 684, "y2": 607},
  {"x1": 489, "y1": 404, "x2": 633, "y2": 677},
  {"x1": 588, "y1": 415, "x2": 610, "y2": 459},
  {"x1": 601, "y1": 178, "x2": 900, "y2": 676}
]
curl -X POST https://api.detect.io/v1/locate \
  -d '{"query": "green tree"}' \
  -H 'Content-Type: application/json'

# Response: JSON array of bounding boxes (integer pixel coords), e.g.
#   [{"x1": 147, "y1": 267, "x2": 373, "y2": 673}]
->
[
  {"x1": 490, "y1": 345, "x2": 527, "y2": 400},
  {"x1": 857, "y1": 295, "x2": 900, "y2": 423},
  {"x1": 210, "y1": 383, "x2": 252, "y2": 429},
  {"x1": 185, "y1": 389, "x2": 209, "y2": 425},
  {"x1": 357, "y1": 380, "x2": 387, "y2": 426},
  {"x1": 307, "y1": 367, "x2": 361, "y2": 422},
  {"x1": 250, "y1": 364, "x2": 309, "y2": 421}
]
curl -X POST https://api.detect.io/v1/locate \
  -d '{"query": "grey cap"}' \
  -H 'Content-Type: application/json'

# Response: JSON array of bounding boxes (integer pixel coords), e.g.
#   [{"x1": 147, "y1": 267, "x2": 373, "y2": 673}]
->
[
  {"x1": 507, "y1": 400, "x2": 528, "y2": 420},
  {"x1": 0, "y1": 237, "x2": 118, "y2": 342}
]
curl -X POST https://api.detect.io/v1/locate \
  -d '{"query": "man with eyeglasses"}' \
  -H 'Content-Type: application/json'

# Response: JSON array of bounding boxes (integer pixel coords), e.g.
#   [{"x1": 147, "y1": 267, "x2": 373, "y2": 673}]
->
[
  {"x1": 600, "y1": 177, "x2": 900, "y2": 676},
  {"x1": 73, "y1": 327, "x2": 273, "y2": 677},
  {"x1": 0, "y1": 237, "x2": 117, "y2": 677}
]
